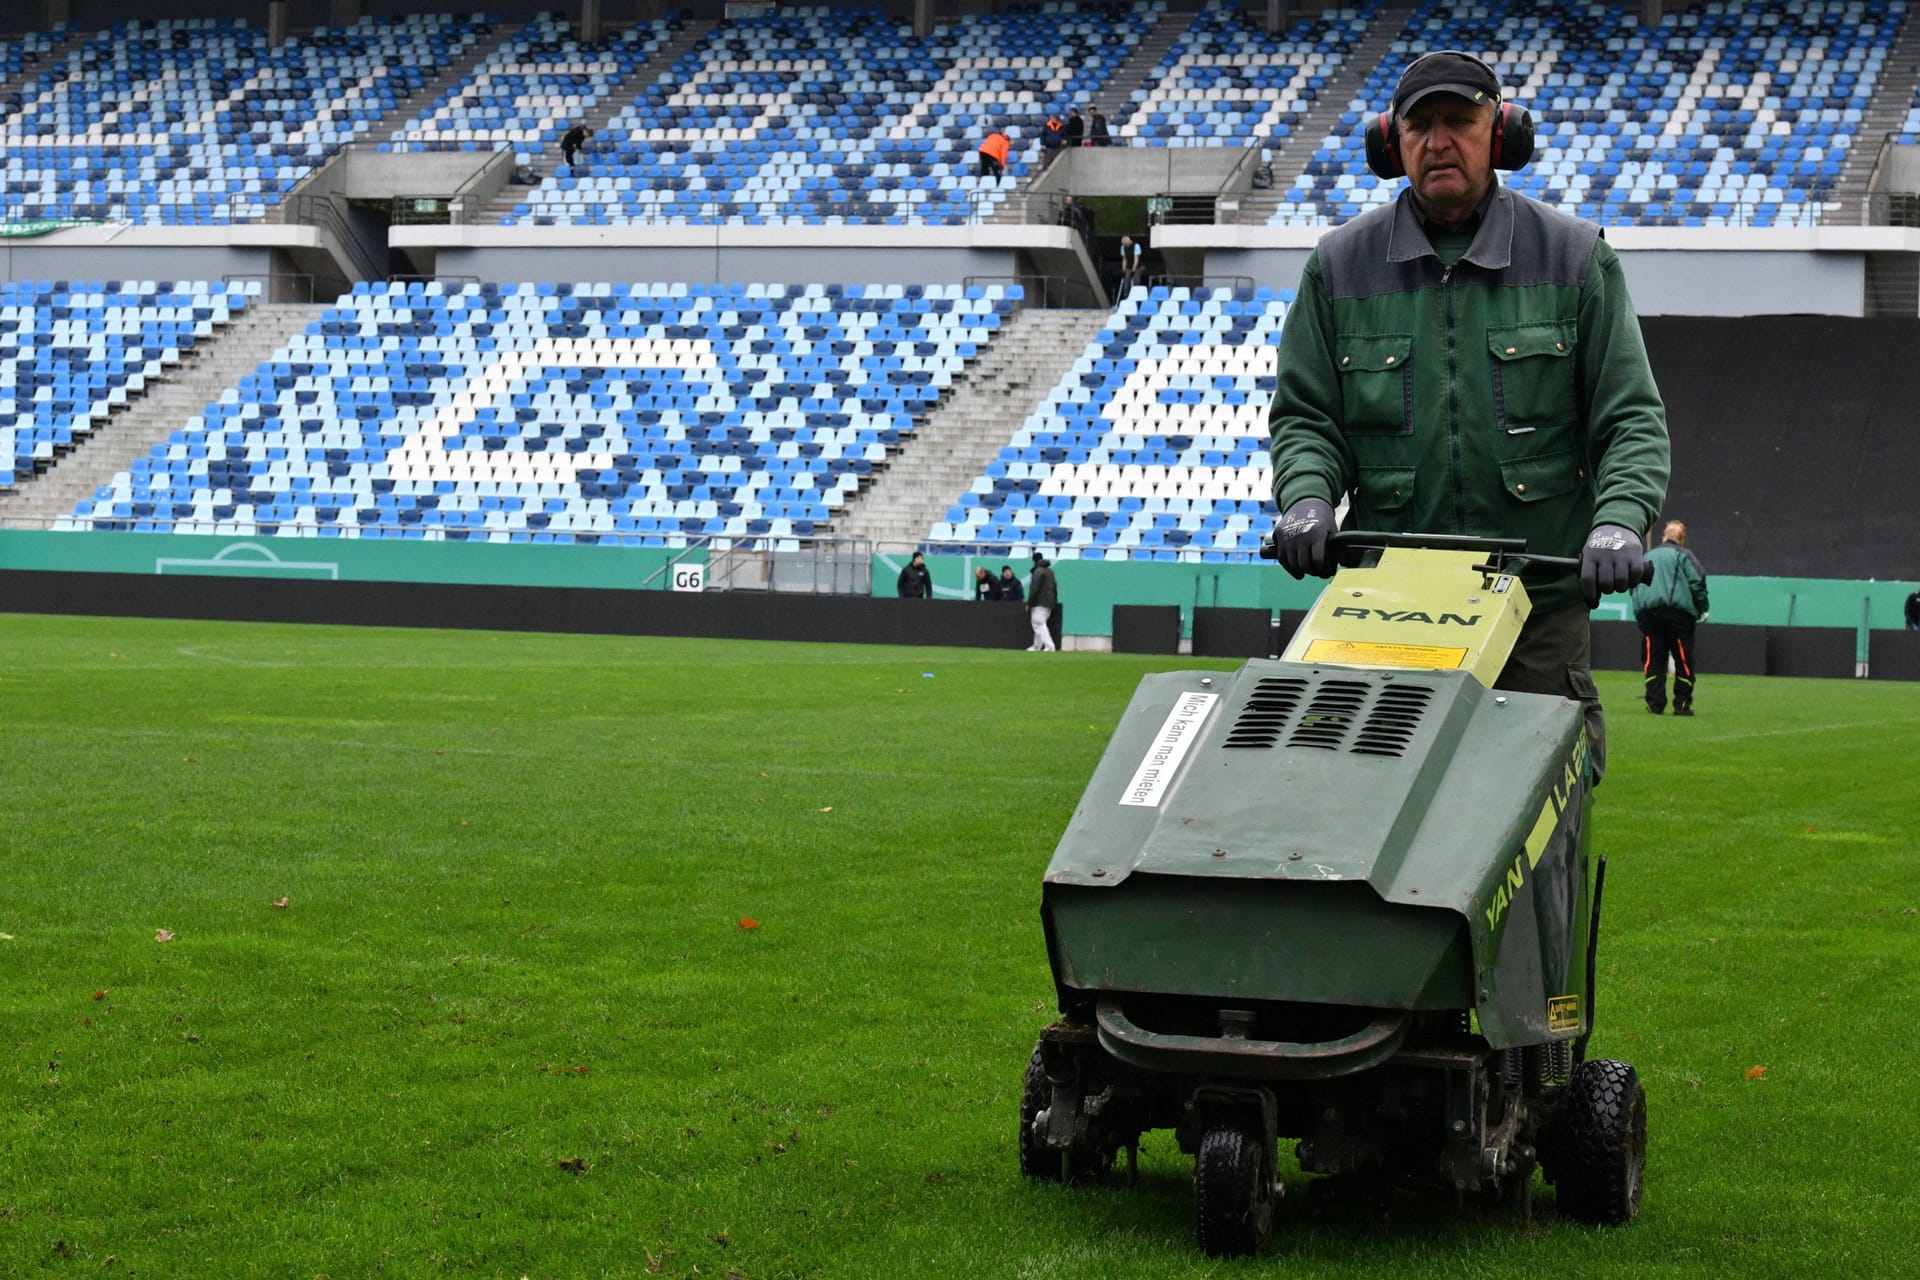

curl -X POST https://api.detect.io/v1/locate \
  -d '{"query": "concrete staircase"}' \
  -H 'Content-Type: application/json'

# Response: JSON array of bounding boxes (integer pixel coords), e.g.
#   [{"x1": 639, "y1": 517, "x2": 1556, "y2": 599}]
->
[
  {"x1": 1235, "y1": 6, "x2": 1415, "y2": 225},
  {"x1": 473, "y1": 18, "x2": 719, "y2": 225},
  {"x1": 0, "y1": 28, "x2": 92, "y2": 110},
  {"x1": 826, "y1": 308, "x2": 1112, "y2": 551},
  {"x1": 0, "y1": 305, "x2": 329, "y2": 529},
  {"x1": 273, "y1": 27, "x2": 512, "y2": 223},
  {"x1": 1834, "y1": 5, "x2": 1920, "y2": 225}
]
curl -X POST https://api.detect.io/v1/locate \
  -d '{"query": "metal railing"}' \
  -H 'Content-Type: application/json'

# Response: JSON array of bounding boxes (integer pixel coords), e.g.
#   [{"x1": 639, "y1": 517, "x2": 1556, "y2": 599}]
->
[
  {"x1": 641, "y1": 534, "x2": 874, "y2": 595},
  {"x1": 221, "y1": 272, "x2": 331, "y2": 304},
  {"x1": 961, "y1": 272, "x2": 1100, "y2": 309},
  {"x1": 1145, "y1": 274, "x2": 1259, "y2": 295},
  {"x1": 286, "y1": 193, "x2": 386, "y2": 282}
]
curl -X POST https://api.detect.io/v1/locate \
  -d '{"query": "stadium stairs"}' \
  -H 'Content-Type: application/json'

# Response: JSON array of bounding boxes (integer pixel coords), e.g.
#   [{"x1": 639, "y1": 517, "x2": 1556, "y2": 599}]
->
[
  {"x1": 1837, "y1": 3, "x2": 1920, "y2": 223},
  {"x1": 0, "y1": 304, "x2": 329, "y2": 529},
  {"x1": 825, "y1": 307, "x2": 1110, "y2": 551},
  {"x1": 471, "y1": 17, "x2": 720, "y2": 226},
  {"x1": 1235, "y1": 5, "x2": 1414, "y2": 225},
  {"x1": 0, "y1": 27, "x2": 90, "y2": 107},
  {"x1": 983, "y1": 6, "x2": 1188, "y2": 227},
  {"x1": 273, "y1": 53, "x2": 491, "y2": 223}
]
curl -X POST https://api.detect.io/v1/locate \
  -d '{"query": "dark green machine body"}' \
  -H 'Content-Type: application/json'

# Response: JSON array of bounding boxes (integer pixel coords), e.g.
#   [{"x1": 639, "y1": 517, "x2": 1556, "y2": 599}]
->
[
  {"x1": 1020, "y1": 622, "x2": 1645, "y2": 1254},
  {"x1": 1041, "y1": 660, "x2": 1595, "y2": 1049}
]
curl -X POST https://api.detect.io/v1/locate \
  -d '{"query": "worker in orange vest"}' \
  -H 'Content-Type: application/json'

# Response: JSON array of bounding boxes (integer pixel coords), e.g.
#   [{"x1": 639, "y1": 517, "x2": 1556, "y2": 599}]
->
[{"x1": 977, "y1": 128, "x2": 1012, "y2": 183}]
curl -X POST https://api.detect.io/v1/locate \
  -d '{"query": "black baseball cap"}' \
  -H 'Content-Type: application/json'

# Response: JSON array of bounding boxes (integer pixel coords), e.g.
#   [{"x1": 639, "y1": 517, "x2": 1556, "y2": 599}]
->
[{"x1": 1392, "y1": 51, "x2": 1501, "y2": 117}]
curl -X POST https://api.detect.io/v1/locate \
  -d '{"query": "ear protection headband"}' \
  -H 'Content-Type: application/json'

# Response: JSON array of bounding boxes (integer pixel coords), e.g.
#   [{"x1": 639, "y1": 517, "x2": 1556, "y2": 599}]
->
[{"x1": 1363, "y1": 50, "x2": 1536, "y2": 180}]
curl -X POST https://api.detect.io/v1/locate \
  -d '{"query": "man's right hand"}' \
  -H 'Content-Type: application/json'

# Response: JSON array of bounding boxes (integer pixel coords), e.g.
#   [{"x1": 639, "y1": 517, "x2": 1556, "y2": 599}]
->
[{"x1": 1273, "y1": 498, "x2": 1336, "y2": 579}]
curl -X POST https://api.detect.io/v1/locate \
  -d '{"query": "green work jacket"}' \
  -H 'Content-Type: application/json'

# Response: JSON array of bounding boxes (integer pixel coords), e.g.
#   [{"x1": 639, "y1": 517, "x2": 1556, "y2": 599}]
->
[{"x1": 1268, "y1": 183, "x2": 1670, "y2": 613}]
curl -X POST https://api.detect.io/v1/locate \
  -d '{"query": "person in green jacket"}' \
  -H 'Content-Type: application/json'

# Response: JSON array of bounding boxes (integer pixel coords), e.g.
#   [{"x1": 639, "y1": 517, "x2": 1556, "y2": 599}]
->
[
  {"x1": 1632, "y1": 520, "x2": 1710, "y2": 716},
  {"x1": 1267, "y1": 49, "x2": 1671, "y2": 781}
]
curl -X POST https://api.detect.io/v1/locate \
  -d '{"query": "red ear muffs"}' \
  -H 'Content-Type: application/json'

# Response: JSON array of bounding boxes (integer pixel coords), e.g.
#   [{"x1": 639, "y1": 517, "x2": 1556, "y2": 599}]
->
[
  {"x1": 1491, "y1": 101, "x2": 1535, "y2": 170},
  {"x1": 1363, "y1": 102, "x2": 1536, "y2": 179},
  {"x1": 1364, "y1": 111, "x2": 1403, "y2": 179}
]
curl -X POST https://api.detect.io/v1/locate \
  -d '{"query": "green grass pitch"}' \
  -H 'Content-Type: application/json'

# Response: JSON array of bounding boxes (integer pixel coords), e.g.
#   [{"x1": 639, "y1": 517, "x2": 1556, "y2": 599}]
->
[{"x1": 2, "y1": 613, "x2": 1916, "y2": 1278}]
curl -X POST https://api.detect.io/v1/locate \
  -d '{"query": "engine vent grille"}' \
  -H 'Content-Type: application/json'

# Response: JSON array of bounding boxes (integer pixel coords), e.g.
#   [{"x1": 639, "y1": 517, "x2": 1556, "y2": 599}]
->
[
  {"x1": 1223, "y1": 677, "x2": 1309, "y2": 748},
  {"x1": 1224, "y1": 676, "x2": 1437, "y2": 758},
  {"x1": 1286, "y1": 680, "x2": 1373, "y2": 750}
]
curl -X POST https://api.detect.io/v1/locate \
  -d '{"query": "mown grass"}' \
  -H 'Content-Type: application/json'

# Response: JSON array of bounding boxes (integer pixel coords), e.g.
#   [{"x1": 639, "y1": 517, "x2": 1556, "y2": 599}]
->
[{"x1": 1, "y1": 614, "x2": 1916, "y2": 1279}]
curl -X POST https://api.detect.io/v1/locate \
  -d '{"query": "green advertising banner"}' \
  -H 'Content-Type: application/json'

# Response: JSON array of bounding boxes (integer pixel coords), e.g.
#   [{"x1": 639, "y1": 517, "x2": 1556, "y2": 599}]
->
[
  {"x1": 0, "y1": 219, "x2": 101, "y2": 238},
  {"x1": 0, "y1": 528, "x2": 686, "y2": 590}
]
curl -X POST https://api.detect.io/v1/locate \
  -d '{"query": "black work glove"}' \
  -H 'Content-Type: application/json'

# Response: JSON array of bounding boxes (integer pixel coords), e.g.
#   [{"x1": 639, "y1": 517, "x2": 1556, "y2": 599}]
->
[
  {"x1": 1273, "y1": 498, "x2": 1336, "y2": 580},
  {"x1": 1579, "y1": 523, "x2": 1646, "y2": 608}
]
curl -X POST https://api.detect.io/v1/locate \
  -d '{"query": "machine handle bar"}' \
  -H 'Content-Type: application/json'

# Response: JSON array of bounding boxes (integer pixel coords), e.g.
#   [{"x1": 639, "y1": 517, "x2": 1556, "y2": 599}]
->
[{"x1": 1259, "y1": 529, "x2": 1653, "y2": 583}]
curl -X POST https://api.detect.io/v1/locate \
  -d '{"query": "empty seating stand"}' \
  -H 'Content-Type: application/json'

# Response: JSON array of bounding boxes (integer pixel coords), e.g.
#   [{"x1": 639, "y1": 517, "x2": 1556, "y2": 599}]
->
[
  {"x1": 63, "y1": 280, "x2": 1020, "y2": 547},
  {"x1": 930, "y1": 284, "x2": 1289, "y2": 563},
  {"x1": 2, "y1": 279, "x2": 257, "y2": 488},
  {"x1": 1281, "y1": 0, "x2": 1894, "y2": 228},
  {"x1": 0, "y1": 14, "x2": 487, "y2": 225}
]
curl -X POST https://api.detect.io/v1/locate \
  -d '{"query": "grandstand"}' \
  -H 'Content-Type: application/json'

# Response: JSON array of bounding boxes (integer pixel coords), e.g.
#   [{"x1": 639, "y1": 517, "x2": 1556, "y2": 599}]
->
[{"x1": 2, "y1": 0, "x2": 1919, "y2": 637}]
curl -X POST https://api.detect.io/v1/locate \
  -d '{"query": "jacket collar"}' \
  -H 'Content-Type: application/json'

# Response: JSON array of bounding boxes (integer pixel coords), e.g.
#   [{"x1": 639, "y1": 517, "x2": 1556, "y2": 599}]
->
[{"x1": 1387, "y1": 178, "x2": 1514, "y2": 270}]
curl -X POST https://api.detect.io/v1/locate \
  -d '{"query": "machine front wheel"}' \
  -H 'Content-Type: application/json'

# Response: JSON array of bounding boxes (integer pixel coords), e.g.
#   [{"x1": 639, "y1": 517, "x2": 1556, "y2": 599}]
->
[
  {"x1": 1552, "y1": 1058, "x2": 1647, "y2": 1224},
  {"x1": 1194, "y1": 1124, "x2": 1273, "y2": 1257},
  {"x1": 1018, "y1": 1044, "x2": 1112, "y2": 1183}
]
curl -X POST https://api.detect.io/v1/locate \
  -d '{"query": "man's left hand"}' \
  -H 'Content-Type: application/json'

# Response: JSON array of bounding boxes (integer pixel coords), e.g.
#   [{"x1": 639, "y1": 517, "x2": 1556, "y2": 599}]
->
[{"x1": 1580, "y1": 524, "x2": 1646, "y2": 607}]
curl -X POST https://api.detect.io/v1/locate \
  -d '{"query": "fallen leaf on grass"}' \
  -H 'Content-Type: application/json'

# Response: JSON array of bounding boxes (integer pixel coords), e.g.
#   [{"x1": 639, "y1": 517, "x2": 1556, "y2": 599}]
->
[
  {"x1": 738, "y1": 917, "x2": 761, "y2": 931},
  {"x1": 1745, "y1": 1064, "x2": 1768, "y2": 1080},
  {"x1": 154, "y1": 928, "x2": 174, "y2": 942},
  {"x1": 1805, "y1": 826, "x2": 1816, "y2": 833},
  {"x1": 432, "y1": 749, "x2": 444, "y2": 757},
  {"x1": 270, "y1": 896, "x2": 290, "y2": 909},
  {"x1": 0, "y1": 932, "x2": 14, "y2": 941},
  {"x1": 183, "y1": 756, "x2": 197, "y2": 765},
  {"x1": 1904, "y1": 907, "x2": 1916, "y2": 916},
  {"x1": 542, "y1": 1064, "x2": 590, "y2": 1076},
  {"x1": 818, "y1": 806, "x2": 833, "y2": 814},
  {"x1": 92, "y1": 990, "x2": 107, "y2": 1001},
  {"x1": 460, "y1": 820, "x2": 471, "y2": 827},
  {"x1": 556, "y1": 1156, "x2": 588, "y2": 1174},
  {"x1": 757, "y1": 771, "x2": 769, "y2": 778}
]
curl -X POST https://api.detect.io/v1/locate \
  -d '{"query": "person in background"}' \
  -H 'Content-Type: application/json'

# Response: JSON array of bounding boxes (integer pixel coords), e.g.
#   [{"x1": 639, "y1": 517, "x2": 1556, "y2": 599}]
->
[
  {"x1": 1632, "y1": 520, "x2": 1710, "y2": 716},
  {"x1": 897, "y1": 551, "x2": 933, "y2": 600},
  {"x1": 974, "y1": 565, "x2": 1002, "y2": 601},
  {"x1": 977, "y1": 127, "x2": 1011, "y2": 183},
  {"x1": 1039, "y1": 113, "x2": 1066, "y2": 170},
  {"x1": 1117, "y1": 234, "x2": 1142, "y2": 294},
  {"x1": 1064, "y1": 106, "x2": 1085, "y2": 149},
  {"x1": 1905, "y1": 585, "x2": 1919, "y2": 631},
  {"x1": 1000, "y1": 565, "x2": 1025, "y2": 604},
  {"x1": 1089, "y1": 106, "x2": 1112, "y2": 146},
  {"x1": 561, "y1": 122, "x2": 591, "y2": 168},
  {"x1": 1026, "y1": 552, "x2": 1058, "y2": 651}
]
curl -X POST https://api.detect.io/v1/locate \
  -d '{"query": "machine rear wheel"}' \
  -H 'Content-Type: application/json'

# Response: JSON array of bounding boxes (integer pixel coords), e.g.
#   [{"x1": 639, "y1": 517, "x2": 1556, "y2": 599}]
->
[
  {"x1": 1018, "y1": 1044, "x2": 1112, "y2": 1183},
  {"x1": 1552, "y1": 1058, "x2": 1647, "y2": 1224},
  {"x1": 1194, "y1": 1125, "x2": 1273, "y2": 1257}
]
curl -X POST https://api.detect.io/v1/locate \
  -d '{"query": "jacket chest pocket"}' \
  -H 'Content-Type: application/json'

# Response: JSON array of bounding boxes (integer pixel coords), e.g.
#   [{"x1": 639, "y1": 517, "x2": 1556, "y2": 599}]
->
[
  {"x1": 1337, "y1": 334, "x2": 1413, "y2": 436},
  {"x1": 1487, "y1": 322, "x2": 1577, "y2": 438}
]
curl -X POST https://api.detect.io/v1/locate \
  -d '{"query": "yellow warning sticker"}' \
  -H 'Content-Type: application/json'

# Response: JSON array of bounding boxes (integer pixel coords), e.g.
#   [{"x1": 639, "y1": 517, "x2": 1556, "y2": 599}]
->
[
  {"x1": 1548, "y1": 995, "x2": 1581, "y2": 1034},
  {"x1": 1301, "y1": 640, "x2": 1469, "y2": 670}
]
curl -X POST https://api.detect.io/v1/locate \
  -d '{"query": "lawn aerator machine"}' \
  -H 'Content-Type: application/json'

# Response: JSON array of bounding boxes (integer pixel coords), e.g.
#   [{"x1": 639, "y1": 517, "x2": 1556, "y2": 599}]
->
[{"x1": 1021, "y1": 533, "x2": 1647, "y2": 1256}]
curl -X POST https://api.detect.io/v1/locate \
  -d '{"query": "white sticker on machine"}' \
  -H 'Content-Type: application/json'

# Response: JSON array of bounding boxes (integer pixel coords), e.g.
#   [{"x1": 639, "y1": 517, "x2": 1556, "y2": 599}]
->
[{"x1": 1119, "y1": 692, "x2": 1219, "y2": 807}]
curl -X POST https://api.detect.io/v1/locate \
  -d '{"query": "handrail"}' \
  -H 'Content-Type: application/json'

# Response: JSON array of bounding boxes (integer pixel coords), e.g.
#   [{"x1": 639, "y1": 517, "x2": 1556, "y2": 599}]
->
[
  {"x1": 221, "y1": 272, "x2": 326, "y2": 304},
  {"x1": 286, "y1": 192, "x2": 386, "y2": 282},
  {"x1": 961, "y1": 272, "x2": 1099, "y2": 309}
]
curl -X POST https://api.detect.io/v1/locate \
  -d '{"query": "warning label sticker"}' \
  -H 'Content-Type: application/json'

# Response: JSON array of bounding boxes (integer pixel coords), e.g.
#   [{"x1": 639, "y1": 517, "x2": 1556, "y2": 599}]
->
[
  {"x1": 1548, "y1": 995, "x2": 1581, "y2": 1034},
  {"x1": 1301, "y1": 640, "x2": 1469, "y2": 670}
]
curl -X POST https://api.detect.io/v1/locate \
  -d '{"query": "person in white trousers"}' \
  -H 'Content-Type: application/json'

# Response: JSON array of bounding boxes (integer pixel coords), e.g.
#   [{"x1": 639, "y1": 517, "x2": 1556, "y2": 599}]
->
[{"x1": 1026, "y1": 552, "x2": 1058, "y2": 651}]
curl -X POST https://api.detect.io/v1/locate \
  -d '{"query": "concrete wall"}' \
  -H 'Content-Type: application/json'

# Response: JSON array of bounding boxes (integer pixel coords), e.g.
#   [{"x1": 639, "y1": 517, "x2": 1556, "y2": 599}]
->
[
  {"x1": 1038, "y1": 148, "x2": 1252, "y2": 197},
  {"x1": 434, "y1": 245, "x2": 1021, "y2": 288},
  {"x1": 0, "y1": 242, "x2": 277, "y2": 287}
]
